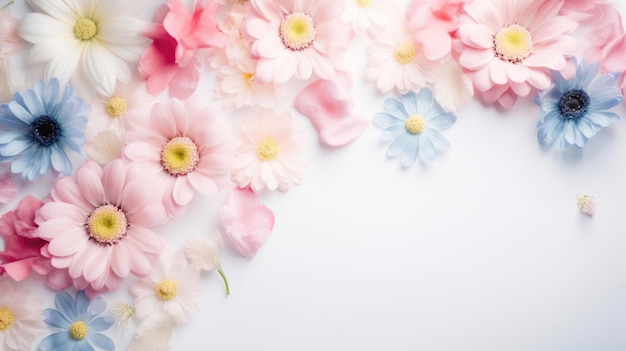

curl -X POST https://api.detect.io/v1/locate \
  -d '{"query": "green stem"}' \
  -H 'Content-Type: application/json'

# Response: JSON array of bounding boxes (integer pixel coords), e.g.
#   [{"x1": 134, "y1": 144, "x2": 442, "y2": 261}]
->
[
  {"x1": 217, "y1": 266, "x2": 230, "y2": 296},
  {"x1": 1, "y1": 1, "x2": 14, "y2": 10}
]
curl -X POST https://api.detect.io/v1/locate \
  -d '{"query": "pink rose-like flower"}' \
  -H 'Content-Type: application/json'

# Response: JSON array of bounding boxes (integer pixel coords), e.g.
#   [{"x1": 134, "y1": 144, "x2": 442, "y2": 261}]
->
[
  {"x1": 35, "y1": 159, "x2": 168, "y2": 296},
  {"x1": 294, "y1": 72, "x2": 369, "y2": 146},
  {"x1": 0, "y1": 195, "x2": 52, "y2": 281},
  {"x1": 454, "y1": 0, "x2": 578, "y2": 108},
  {"x1": 123, "y1": 98, "x2": 236, "y2": 217},
  {"x1": 244, "y1": 0, "x2": 353, "y2": 83},
  {"x1": 220, "y1": 187, "x2": 275, "y2": 258}
]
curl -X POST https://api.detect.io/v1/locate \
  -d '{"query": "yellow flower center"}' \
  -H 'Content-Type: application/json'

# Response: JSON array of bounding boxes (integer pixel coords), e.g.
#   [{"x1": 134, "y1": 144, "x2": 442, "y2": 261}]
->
[
  {"x1": 74, "y1": 18, "x2": 97, "y2": 41},
  {"x1": 87, "y1": 204, "x2": 128, "y2": 245},
  {"x1": 394, "y1": 42, "x2": 416, "y2": 65},
  {"x1": 256, "y1": 138, "x2": 280, "y2": 161},
  {"x1": 155, "y1": 279, "x2": 178, "y2": 301},
  {"x1": 494, "y1": 24, "x2": 533, "y2": 63},
  {"x1": 0, "y1": 307, "x2": 15, "y2": 331},
  {"x1": 105, "y1": 97, "x2": 128, "y2": 118},
  {"x1": 69, "y1": 321, "x2": 88, "y2": 340},
  {"x1": 280, "y1": 12, "x2": 316, "y2": 51},
  {"x1": 161, "y1": 136, "x2": 200, "y2": 176},
  {"x1": 243, "y1": 72, "x2": 255, "y2": 88},
  {"x1": 356, "y1": 0, "x2": 371, "y2": 7},
  {"x1": 405, "y1": 115, "x2": 426, "y2": 134}
]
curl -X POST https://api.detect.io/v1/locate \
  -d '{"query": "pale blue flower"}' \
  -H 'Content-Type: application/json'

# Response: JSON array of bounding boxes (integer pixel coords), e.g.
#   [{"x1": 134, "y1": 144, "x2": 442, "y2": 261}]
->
[
  {"x1": 39, "y1": 291, "x2": 115, "y2": 351},
  {"x1": 373, "y1": 88, "x2": 456, "y2": 167},
  {"x1": 0, "y1": 78, "x2": 89, "y2": 180},
  {"x1": 534, "y1": 60, "x2": 623, "y2": 150}
]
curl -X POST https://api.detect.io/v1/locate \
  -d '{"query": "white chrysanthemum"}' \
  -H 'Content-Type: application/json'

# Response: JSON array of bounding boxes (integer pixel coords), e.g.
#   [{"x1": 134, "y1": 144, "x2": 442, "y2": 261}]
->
[
  {"x1": 129, "y1": 249, "x2": 203, "y2": 323},
  {"x1": 19, "y1": 0, "x2": 148, "y2": 98},
  {"x1": 0, "y1": 281, "x2": 46, "y2": 351}
]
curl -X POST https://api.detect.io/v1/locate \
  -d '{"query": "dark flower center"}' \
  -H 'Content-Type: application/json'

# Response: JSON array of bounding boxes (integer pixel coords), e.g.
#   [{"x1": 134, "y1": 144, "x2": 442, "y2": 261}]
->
[
  {"x1": 558, "y1": 89, "x2": 590, "y2": 119},
  {"x1": 30, "y1": 116, "x2": 61, "y2": 146}
]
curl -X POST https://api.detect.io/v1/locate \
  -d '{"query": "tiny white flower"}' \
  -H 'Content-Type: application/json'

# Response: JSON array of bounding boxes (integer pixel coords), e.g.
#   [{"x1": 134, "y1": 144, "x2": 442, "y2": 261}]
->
[{"x1": 577, "y1": 195, "x2": 595, "y2": 217}]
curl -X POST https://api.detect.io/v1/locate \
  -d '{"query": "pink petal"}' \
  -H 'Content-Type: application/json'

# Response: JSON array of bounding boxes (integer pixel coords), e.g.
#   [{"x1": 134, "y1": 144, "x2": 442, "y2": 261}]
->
[
  {"x1": 0, "y1": 173, "x2": 16, "y2": 204},
  {"x1": 172, "y1": 177, "x2": 195, "y2": 206},
  {"x1": 47, "y1": 228, "x2": 89, "y2": 257},
  {"x1": 220, "y1": 187, "x2": 275, "y2": 258},
  {"x1": 111, "y1": 241, "x2": 130, "y2": 277},
  {"x1": 127, "y1": 226, "x2": 164, "y2": 255},
  {"x1": 101, "y1": 159, "x2": 127, "y2": 207}
]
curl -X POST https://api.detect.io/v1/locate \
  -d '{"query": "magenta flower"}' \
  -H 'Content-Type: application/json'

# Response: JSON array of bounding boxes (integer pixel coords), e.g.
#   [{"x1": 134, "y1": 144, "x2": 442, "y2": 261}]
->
[
  {"x1": 123, "y1": 98, "x2": 236, "y2": 217},
  {"x1": 0, "y1": 195, "x2": 52, "y2": 281},
  {"x1": 35, "y1": 159, "x2": 168, "y2": 296},
  {"x1": 244, "y1": 0, "x2": 353, "y2": 83}
]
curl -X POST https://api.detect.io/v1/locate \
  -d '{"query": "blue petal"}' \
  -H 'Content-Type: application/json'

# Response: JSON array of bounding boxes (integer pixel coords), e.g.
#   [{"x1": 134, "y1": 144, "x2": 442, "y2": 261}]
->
[
  {"x1": 380, "y1": 125, "x2": 406, "y2": 143},
  {"x1": 423, "y1": 129, "x2": 451, "y2": 152},
  {"x1": 74, "y1": 291, "x2": 91, "y2": 320},
  {"x1": 87, "y1": 333, "x2": 115, "y2": 351},
  {"x1": 0, "y1": 130, "x2": 25, "y2": 144},
  {"x1": 75, "y1": 339, "x2": 95, "y2": 351},
  {"x1": 55, "y1": 291, "x2": 78, "y2": 321},
  {"x1": 87, "y1": 316, "x2": 114, "y2": 332},
  {"x1": 400, "y1": 136, "x2": 419, "y2": 168},
  {"x1": 87, "y1": 295, "x2": 107, "y2": 316},
  {"x1": 400, "y1": 91, "x2": 419, "y2": 115},
  {"x1": 0, "y1": 137, "x2": 32, "y2": 157},
  {"x1": 418, "y1": 134, "x2": 437, "y2": 163},
  {"x1": 373, "y1": 112, "x2": 405, "y2": 130},
  {"x1": 427, "y1": 112, "x2": 457, "y2": 131},
  {"x1": 586, "y1": 111, "x2": 620, "y2": 128},
  {"x1": 50, "y1": 145, "x2": 73, "y2": 175},
  {"x1": 7, "y1": 101, "x2": 35, "y2": 124},
  {"x1": 577, "y1": 117, "x2": 599, "y2": 138},
  {"x1": 39, "y1": 331, "x2": 72, "y2": 351},
  {"x1": 22, "y1": 88, "x2": 46, "y2": 117},
  {"x1": 43, "y1": 308, "x2": 72, "y2": 329},
  {"x1": 564, "y1": 121, "x2": 576, "y2": 144},
  {"x1": 383, "y1": 97, "x2": 409, "y2": 119},
  {"x1": 589, "y1": 93, "x2": 623, "y2": 110},
  {"x1": 414, "y1": 88, "x2": 434, "y2": 114},
  {"x1": 387, "y1": 134, "x2": 410, "y2": 158}
]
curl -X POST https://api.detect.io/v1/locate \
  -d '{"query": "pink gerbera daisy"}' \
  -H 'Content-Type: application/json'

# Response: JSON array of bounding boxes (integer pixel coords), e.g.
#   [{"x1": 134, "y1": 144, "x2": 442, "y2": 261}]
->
[
  {"x1": 243, "y1": 0, "x2": 353, "y2": 83},
  {"x1": 232, "y1": 109, "x2": 309, "y2": 193},
  {"x1": 123, "y1": 98, "x2": 236, "y2": 216},
  {"x1": 455, "y1": 0, "x2": 578, "y2": 108},
  {"x1": 35, "y1": 159, "x2": 168, "y2": 296}
]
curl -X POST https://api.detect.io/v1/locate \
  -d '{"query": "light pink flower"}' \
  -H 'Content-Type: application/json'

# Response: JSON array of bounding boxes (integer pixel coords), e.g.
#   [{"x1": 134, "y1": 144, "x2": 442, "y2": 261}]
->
[
  {"x1": 560, "y1": 0, "x2": 612, "y2": 22},
  {"x1": 243, "y1": 0, "x2": 353, "y2": 83},
  {"x1": 130, "y1": 248, "x2": 203, "y2": 323},
  {"x1": 220, "y1": 187, "x2": 274, "y2": 258},
  {"x1": 341, "y1": 0, "x2": 392, "y2": 35},
  {"x1": 123, "y1": 98, "x2": 236, "y2": 216},
  {"x1": 0, "y1": 172, "x2": 16, "y2": 204},
  {"x1": 0, "y1": 5, "x2": 23, "y2": 101},
  {"x1": 407, "y1": 0, "x2": 469, "y2": 60},
  {"x1": 455, "y1": 0, "x2": 578, "y2": 108},
  {"x1": 294, "y1": 71, "x2": 369, "y2": 146},
  {"x1": 0, "y1": 195, "x2": 52, "y2": 281},
  {"x1": 35, "y1": 159, "x2": 168, "y2": 296},
  {"x1": 365, "y1": 12, "x2": 437, "y2": 95},
  {"x1": 232, "y1": 109, "x2": 309, "y2": 193},
  {"x1": 0, "y1": 281, "x2": 47, "y2": 351}
]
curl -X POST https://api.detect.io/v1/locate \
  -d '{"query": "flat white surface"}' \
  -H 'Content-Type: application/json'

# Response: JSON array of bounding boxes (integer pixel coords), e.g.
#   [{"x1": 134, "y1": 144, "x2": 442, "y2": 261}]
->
[{"x1": 3, "y1": 1, "x2": 626, "y2": 350}]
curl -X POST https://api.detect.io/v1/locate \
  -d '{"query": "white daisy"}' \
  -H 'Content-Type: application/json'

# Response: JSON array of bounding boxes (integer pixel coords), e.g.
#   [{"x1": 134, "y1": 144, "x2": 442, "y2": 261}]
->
[
  {"x1": 0, "y1": 281, "x2": 47, "y2": 351},
  {"x1": 215, "y1": 55, "x2": 280, "y2": 108},
  {"x1": 129, "y1": 248, "x2": 203, "y2": 323},
  {"x1": 341, "y1": 0, "x2": 393, "y2": 35},
  {"x1": 19, "y1": 0, "x2": 148, "y2": 98}
]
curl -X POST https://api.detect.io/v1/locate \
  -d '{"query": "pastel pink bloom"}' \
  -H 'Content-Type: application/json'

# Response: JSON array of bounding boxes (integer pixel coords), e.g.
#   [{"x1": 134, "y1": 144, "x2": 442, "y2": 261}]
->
[
  {"x1": 294, "y1": 72, "x2": 369, "y2": 146},
  {"x1": 0, "y1": 172, "x2": 16, "y2": 204},
  {"x1": 365, "y1": 12, "x2": 437, "y2": 95},
  {"x1": 0, "y1": 195, "x2": 52, "y2": 281},
  {"x1": 455, "y1": 0, "x2": 578, "y2": 108},
  {"x1": 35, "y1": 159, "x2": 168, "y2": 296},
  {"x1": 220, "y1": 187, "x2": 274, "y2": 258},
  {"x1": 123, "y1": 98, "x2": 236, "y2": 216},
  {"x1": 407, "y1": 0, "x2": 469, "y2": 60},
  {"x1": 232, "y1": 109, "x2": 309, "y2": 193},
  {"x1": 244, "y1": 0, "x2": 354, "y2": 83}
]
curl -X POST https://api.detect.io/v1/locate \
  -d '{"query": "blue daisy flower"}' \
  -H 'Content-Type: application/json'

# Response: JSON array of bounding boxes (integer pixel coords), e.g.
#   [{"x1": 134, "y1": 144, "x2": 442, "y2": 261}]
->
[
  {"x1": 39, "y1": 290, "x2": 115, "y2": 351},
  {"x1": 534, "y1": 60, "x2": 623, "y2": 150},
  {"x1": 0, "y1": 78, "x2": 89, "y2": 180},
  {"x1": 373, "y1": 88, "x2": 457, "y2": 167}
]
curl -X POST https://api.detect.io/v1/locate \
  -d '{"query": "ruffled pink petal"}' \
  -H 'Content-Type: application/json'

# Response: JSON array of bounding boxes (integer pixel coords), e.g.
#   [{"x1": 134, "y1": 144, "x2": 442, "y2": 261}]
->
[
  {"x1": 220, "y1": 187, "x2": 275, "y2": 258},
  {"x1": 601, "y1": 33, "x2": 626, "y2": 73},
  {"x1": 169, "y1": 59, "x2": 200, "y2": 100},
  {"x1": 111, "y1": 241, "x2": 131, "y2": 278}
]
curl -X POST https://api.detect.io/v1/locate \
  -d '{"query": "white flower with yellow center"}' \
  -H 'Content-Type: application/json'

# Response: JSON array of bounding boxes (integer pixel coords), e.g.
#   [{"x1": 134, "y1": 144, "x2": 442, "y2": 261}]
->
[
  {"x1": 341, "y1": 0, "x2": 392, "y2": 34},
  {"x1": 0, "y1": 281, "x2": 46, "y2": 351},
  {"x1": 19, "y1": 0, "x2": 148, "y2": 98}
]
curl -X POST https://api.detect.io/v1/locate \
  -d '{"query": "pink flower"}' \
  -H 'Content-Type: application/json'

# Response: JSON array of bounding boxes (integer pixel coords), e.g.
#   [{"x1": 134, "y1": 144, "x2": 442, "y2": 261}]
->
[
  {"x1": 243, "y1": 0, "x2": 353, "y2": 83},
  {"x1": 560, "y1": 0, "x2": 612, "y2": 22},
  {"x1": 365, "y1": 11, "x2": 437, "y2": 94},
  {"x1": 0, "y1": 5, "x2": 24, "y2": 101},
  {"x1": 139, "y1": 0, "x2": 226, "y2": 99},
  {"x1": 0, "y1": 172, "x2": 16, "y2": 204},
  {"x1": 0, "y1": 195, "x2": 52, "y2": 281},
  {"x1": 35, "y1": 159, "x2": 168, "y2": 296},
  {"x1": 294, "y1": 72, "x2": 369, "y2": 146},
  {"x1": 407, "y1": 0, "x2": 469, "y2": 60},
  {"x1": 220, "y1": 187, "x2": 275, "y2": 258},
  {"x1": 341, "y1": 0, "x2": 392, "y2": 35},
  {"x1": 123, "y1": 98, "x2": 236, "y2": 216},
  {"x1": 232, "y1": 109, "x2": 309, "y2": 193},
  {"x1": 455, "y1": 0, "x2": 578, "y2": 108}
]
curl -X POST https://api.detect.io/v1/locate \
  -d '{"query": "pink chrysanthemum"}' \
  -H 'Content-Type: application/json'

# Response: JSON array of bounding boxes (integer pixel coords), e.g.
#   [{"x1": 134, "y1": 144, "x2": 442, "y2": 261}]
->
[
  {"x1": 455, "y1": 0, "x2": 578, "y2": 108},
  {"x1": 243, "y1": 0, "x2": 353, "y2": 83},
  {"x1": 123, "y1": 98, "x2": 236, "y2": 216},
  {"x1": 232, "y1": 109, "x2": 309, "y2": 193},
  {"x1": 365, "y1": 11, "x2": 437, "y2": 95},
  {"x1": 35, "y1": 159, "x2": 168, "y2": 296}
]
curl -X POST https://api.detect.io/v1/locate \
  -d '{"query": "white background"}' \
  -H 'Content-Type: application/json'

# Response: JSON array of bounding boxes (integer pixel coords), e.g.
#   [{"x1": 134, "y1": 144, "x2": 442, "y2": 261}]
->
[{"x1": 3, "y1": 1, "x2": 626, "y2": 350}]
